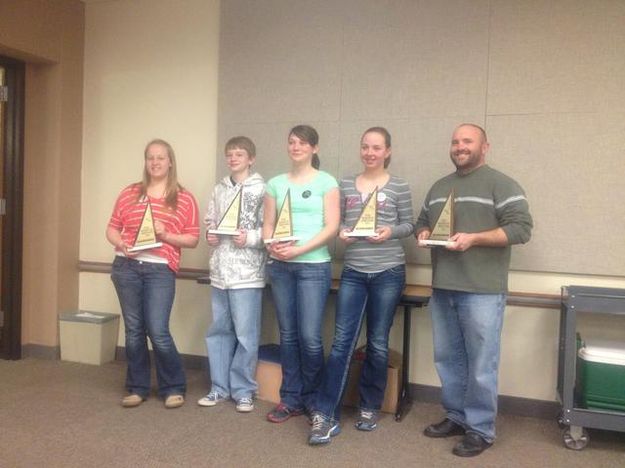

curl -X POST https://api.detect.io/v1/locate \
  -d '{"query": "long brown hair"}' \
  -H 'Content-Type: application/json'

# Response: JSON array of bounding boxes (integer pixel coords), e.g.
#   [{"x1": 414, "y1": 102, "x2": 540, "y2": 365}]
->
[{"x1": 138, "y1": 139, "x2": 183, "y2": 209}]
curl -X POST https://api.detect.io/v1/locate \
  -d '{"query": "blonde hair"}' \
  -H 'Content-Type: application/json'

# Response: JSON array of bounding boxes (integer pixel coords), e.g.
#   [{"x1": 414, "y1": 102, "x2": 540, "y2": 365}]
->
[{"x1": 138, "y1": 139, "x2": 184, "y2": 209}]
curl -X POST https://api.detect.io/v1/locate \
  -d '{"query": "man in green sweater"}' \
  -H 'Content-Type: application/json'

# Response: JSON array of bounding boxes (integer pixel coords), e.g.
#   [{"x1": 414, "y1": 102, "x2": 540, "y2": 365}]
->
[{"x1": 416, "y1": 124, "x2": 532, "y2": 457}]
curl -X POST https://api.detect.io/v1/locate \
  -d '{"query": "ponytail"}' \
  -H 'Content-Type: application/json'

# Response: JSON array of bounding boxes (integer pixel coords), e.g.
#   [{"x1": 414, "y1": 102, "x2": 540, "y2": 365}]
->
[{"x1": 312, "y1": 153, "x2": 320, "y2": 169}]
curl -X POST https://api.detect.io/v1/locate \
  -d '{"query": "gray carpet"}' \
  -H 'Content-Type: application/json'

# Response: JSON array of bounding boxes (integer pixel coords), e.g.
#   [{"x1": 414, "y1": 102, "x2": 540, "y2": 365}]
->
[{"x1": 1, "y1": 358, "x2": 624, "y2": 467}]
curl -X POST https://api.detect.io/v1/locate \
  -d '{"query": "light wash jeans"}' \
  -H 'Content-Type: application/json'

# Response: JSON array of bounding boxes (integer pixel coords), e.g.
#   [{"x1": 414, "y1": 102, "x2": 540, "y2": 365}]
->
[
  {"x1": 430, "y1": 288, "x2": 506, "y2": 442},
  {"x1": 111, "y1": 256, "x2": 186, "y2": 398},
  {"x1": 205, "y1": 286, "x2": 262, "y2": 400},
  {"x1": 267, "y1": 260, "x2": 331, "y2": 411},
  {"x1": 314, "y1": 265, "x2": 405, "y2": 422}
]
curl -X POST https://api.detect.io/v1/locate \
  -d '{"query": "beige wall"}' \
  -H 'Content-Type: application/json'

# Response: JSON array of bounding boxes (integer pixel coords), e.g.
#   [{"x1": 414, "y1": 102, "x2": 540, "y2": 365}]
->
[
  {"x1": 79, "y1": 0, "x2": 220, "y2": 352},
  {"x1": 80, "y1": 0, "x2": 219, "y2": 267},
  {"x1": 0, "y1": 0, "x2": 85, "y2": 347}
]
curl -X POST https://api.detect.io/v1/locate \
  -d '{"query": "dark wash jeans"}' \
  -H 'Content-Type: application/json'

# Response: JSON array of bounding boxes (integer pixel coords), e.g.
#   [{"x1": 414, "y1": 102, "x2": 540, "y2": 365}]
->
[
  {"x1": 314, "y1": 265, "x2": 405, "y2": 422},
  {"x1": 111, "y1": 256, "x2": 186, "y2": 398},
  {"x1": 266, "y1": 259, "x2": 331, "y2": 411}
]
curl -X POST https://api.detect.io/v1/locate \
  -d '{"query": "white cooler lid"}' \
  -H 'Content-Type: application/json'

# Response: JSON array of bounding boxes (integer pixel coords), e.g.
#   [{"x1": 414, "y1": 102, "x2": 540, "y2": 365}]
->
[{"x1": 578, "y1": 339, "x2": 625, "y2": 366}]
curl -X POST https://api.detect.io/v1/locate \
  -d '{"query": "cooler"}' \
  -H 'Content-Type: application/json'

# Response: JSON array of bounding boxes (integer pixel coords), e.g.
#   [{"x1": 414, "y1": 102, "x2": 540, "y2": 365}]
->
[{"x1": 578, "y1": 339, "x2": 625, "y2": 412}]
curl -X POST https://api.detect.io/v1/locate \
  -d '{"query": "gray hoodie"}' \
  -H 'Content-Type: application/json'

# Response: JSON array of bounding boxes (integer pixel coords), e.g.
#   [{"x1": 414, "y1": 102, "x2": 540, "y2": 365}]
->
[{"x1": 205, "y1": 173, "x2": 266, "y2": 289}]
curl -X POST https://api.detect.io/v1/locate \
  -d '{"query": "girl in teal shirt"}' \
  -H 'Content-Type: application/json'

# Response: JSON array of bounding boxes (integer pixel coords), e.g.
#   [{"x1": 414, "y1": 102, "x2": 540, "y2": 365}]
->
[{"x1": 263, "y1": 125, "x2": 339, "y2": 422}]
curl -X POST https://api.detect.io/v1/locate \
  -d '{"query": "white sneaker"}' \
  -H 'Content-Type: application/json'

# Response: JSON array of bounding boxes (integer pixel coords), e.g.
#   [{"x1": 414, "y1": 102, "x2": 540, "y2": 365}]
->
[
  {"x1": 235, "y1": 397, "x2": 254, "y2": 413},
  {"x1": 198, "y1": 391, "x2": 227, "y2": 407}
]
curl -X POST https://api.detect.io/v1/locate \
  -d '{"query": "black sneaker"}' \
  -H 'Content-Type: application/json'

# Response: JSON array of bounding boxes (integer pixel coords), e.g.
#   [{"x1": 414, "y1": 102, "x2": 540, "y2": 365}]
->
[
  {"x1": 266, "y1": 403, "x2": 304, "y2": 423},
  {"x1": 424, "y1": 418, "x2": 465, "y2": 438},
  {"x1": 452, "y1": 432, "x2": 493, "y2": 457}
]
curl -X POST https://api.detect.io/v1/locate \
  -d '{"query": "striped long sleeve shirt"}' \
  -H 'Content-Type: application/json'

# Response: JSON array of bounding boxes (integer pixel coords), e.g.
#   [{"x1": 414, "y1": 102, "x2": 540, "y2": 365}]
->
[{"x1": 341, "y1": 174, "x2": 414, "y2": 273}]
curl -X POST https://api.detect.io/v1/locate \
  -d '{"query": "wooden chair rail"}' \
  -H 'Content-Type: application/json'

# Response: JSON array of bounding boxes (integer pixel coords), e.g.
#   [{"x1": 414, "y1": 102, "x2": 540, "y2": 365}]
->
[{"x1": 79, "y1": 260, "x2": 560, "y2": 309}]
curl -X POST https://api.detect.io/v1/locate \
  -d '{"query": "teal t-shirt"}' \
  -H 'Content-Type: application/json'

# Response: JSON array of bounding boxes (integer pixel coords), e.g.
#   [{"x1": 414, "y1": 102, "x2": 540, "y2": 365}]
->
[{"x1": 266, "y1": 170, "x2": 338, "y2": 262}]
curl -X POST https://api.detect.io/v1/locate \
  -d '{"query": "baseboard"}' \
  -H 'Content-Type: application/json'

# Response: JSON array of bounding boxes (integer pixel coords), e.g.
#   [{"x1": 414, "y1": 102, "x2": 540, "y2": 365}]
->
[
  {"x1": 24, "y1": 345, "x2": 559, "y2": 421},
  {"x1": 21, "y1": 344, "x2": 59, "y2": 359},
  {"x1": 408, "y1": 383, "x2": 560, "y2": 420}
]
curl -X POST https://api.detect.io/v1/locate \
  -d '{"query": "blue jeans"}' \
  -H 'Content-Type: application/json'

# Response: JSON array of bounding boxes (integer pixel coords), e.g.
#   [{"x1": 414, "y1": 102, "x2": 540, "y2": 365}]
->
[
  {"x1": 430, "y1": 289, "x2": 506, "y2": 442},
  {"x1": 111, "y1": 256, "x2": 186, "y2": 398},
  {"x1": 267, "y1": 260, "x2": 331, "y2": 411},
  {"x1": 205, "y1": 287, "x2": 262, "y2": 400},
  {"x1": 314, "y1": 265, "x2": 405, "y2": 421}
]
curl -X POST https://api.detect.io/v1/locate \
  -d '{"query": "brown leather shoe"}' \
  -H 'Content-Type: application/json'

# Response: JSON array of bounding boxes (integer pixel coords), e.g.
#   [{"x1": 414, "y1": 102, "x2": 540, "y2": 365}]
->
[
  {"x1": 452, "y1": 432, "x2": 492, "y2": 457},
  {"x1": 164, "y1": 394, "x2": 185, "y2": 409},
  {"x1": 423, "y1": 418, "x2": 465, "y2": 438},
  {"x1": 121, "y1": 394, "x2": 145, "y2": 408}
]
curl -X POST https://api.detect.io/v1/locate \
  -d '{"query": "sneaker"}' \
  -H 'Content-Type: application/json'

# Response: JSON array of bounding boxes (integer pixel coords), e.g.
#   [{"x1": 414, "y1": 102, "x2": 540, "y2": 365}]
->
[
  {"x1": 355, "y1": 409, "x2": 379, "y2": 431},
  {"x1": 266, "y1": 403, "x2": 304, "y2": 423},
  {"x1": 236, "y1": 397, "x2": 254, "y2": 413},
  {"x1": 121, "y1": 394, "x2": 145, "y2": 408},
  {"x1": 197, "y1": 391, "x2": 227, "y2": 407},
  {"x1": 308, "y1": 413, "x2": 341, "y2": 445}
]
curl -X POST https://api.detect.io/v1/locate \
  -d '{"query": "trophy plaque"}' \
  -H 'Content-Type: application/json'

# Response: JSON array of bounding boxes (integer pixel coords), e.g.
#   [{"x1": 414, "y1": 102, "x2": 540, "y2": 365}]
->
[
  {"x1": 419, "y1": 190, "x2": 456, "y2": 247},
  {"x1": 208, "y1": 188, "x2": 242, "y2": 236},
  {"x1": 128, "y1": 199, "x2": 163, "y2": 252},
  {"x1": 264, "y1": 188, "x2": 300, "y2": 244},
  {"x1": 345, "y1": 187, "x2": 379, "y2": 238}
]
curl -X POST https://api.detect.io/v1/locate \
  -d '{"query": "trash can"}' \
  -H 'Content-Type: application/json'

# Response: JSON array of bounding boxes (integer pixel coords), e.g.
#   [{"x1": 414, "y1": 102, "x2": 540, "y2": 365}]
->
[{"x1": 59, "y1": 311, "x2": 120, "y2": 365}]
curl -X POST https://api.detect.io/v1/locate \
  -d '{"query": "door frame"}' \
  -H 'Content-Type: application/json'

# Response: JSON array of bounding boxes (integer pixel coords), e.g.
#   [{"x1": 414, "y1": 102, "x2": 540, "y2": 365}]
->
[{"x1": 0, "y1": 55, "x2": 25, "y2": 360}]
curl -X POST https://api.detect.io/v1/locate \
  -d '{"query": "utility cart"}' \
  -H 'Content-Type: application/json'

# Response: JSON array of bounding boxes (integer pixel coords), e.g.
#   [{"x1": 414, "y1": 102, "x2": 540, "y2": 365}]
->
[{"x1": 558, "y1": 285, "x2": 625, "y2": 450}]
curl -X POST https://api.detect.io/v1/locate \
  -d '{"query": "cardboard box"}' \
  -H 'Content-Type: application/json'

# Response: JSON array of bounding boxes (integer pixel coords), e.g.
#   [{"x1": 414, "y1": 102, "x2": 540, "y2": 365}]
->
[
  {"x1": 59, "y1": 311, "x2": 120, "y2": 365},
  {"x1": 255, "y1": 344, "x2": 282, "y2": 403},
  {"x1": 343, "y1": 347, "x2": 402, "y2": 414},
  {"x1": 254, "y1": 344, "x2": 403, "y2": 413}
]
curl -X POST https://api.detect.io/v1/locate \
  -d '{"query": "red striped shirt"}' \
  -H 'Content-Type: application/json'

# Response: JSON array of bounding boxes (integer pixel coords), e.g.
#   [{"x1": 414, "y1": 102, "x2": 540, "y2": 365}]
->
[{"x1": 108, "y1": 184, "x2": 199, "y2": 272}]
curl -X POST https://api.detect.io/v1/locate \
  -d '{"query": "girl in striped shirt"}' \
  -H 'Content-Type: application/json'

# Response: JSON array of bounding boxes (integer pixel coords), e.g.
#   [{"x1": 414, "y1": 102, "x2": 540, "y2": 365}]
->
[{"x1": 107, "y1": 139, "x2": 199, "y2": 409}]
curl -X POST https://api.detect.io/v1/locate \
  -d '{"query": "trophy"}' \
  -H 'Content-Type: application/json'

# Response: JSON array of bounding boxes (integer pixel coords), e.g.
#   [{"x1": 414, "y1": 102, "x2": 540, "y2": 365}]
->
[
  {"x1": 264, "y1": 188, "x2": 300, "y2": 244},
  {"x1": 128, "y1": 198, "x2": 163, "y2": 252},
  {"x1": 208, "y1": 188, "x2": 242, "y2": 236},
  {"x1": 345, "y1": 187, "x2": 378, "y2": 237},
  {"x1": 419, "y1": 190, "x2": 456, "y2": 247}
]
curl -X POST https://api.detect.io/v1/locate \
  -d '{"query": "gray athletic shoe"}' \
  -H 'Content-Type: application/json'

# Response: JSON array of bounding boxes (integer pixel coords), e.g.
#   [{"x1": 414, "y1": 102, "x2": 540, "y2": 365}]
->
[
  {"x1": 355, "y1": 409, "x2": 379, "y2": 431},
  {"x1": 308, "y1": 413, "x2": 341, "y2": 445}
]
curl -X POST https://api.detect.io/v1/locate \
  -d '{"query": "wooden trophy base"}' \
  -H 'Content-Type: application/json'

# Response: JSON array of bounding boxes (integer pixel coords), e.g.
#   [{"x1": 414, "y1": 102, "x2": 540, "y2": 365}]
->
[
  {"x1": 263, "y1": 236, "x2": 300, "y2": 244},
  {"x1": 127, "y1": 242, "x2": 163, "y2": 252},
  {"x1": 345, "y1": 231, "x2": 378, "y2": 238},
  {"x1": 418, "y1": 239, "x2": 456, "y2": 248},
  {"x1": 208, "y1": 229, "x2": 240, "y2": 236}
]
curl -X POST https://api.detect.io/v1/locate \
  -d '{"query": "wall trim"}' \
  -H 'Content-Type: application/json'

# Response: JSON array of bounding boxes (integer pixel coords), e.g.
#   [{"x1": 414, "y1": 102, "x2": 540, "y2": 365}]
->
[
  {"x1": 78, "y1": 260, "x2": 560, "y2": 309},
  {"x1": 21, "y1": 345, "x2": 559, "y2": 420},
  {"x1": 409, "y1": 383, "x2": 560, "y2": 420},
  {"x1": 21, "y1": 344, "x2": 59, "y2": 360}
]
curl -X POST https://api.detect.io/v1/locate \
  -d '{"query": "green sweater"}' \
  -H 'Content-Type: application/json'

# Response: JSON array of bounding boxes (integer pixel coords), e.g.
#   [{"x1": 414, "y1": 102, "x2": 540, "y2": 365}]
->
[{"x1": 416, "y1": 165, "x2": 533, "y2": 294}]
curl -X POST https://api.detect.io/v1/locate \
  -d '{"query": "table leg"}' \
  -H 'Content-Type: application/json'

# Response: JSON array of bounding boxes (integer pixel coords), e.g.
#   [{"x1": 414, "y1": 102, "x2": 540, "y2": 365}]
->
[{"x1": 395, "y1": 305, "x2": 413, "y2": 421}]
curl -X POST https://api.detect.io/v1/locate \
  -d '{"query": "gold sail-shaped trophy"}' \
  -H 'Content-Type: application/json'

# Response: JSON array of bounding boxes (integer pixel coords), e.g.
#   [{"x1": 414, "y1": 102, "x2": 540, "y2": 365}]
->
[
  {"x1": 419, "y1": 190, "x2": 456, "y2": 247},
  {"x1": 264, "y1": 188, "x2": 300, "y2": 244},
  {"x1": 208, "y1": 188, "x2": 242, "y2": 236},
  {"x1": 346, "y1": 187, "x2": 379, "y2": 237},
  {"x1": 128, "y1": 198, "x2": 163, "y2": 252}
]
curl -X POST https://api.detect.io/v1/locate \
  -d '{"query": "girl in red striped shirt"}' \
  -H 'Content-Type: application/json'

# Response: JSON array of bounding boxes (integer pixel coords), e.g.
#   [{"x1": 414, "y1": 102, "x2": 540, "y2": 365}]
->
[{"x1": 106, "y1": 139, "x2": 199, "y2": 409}]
